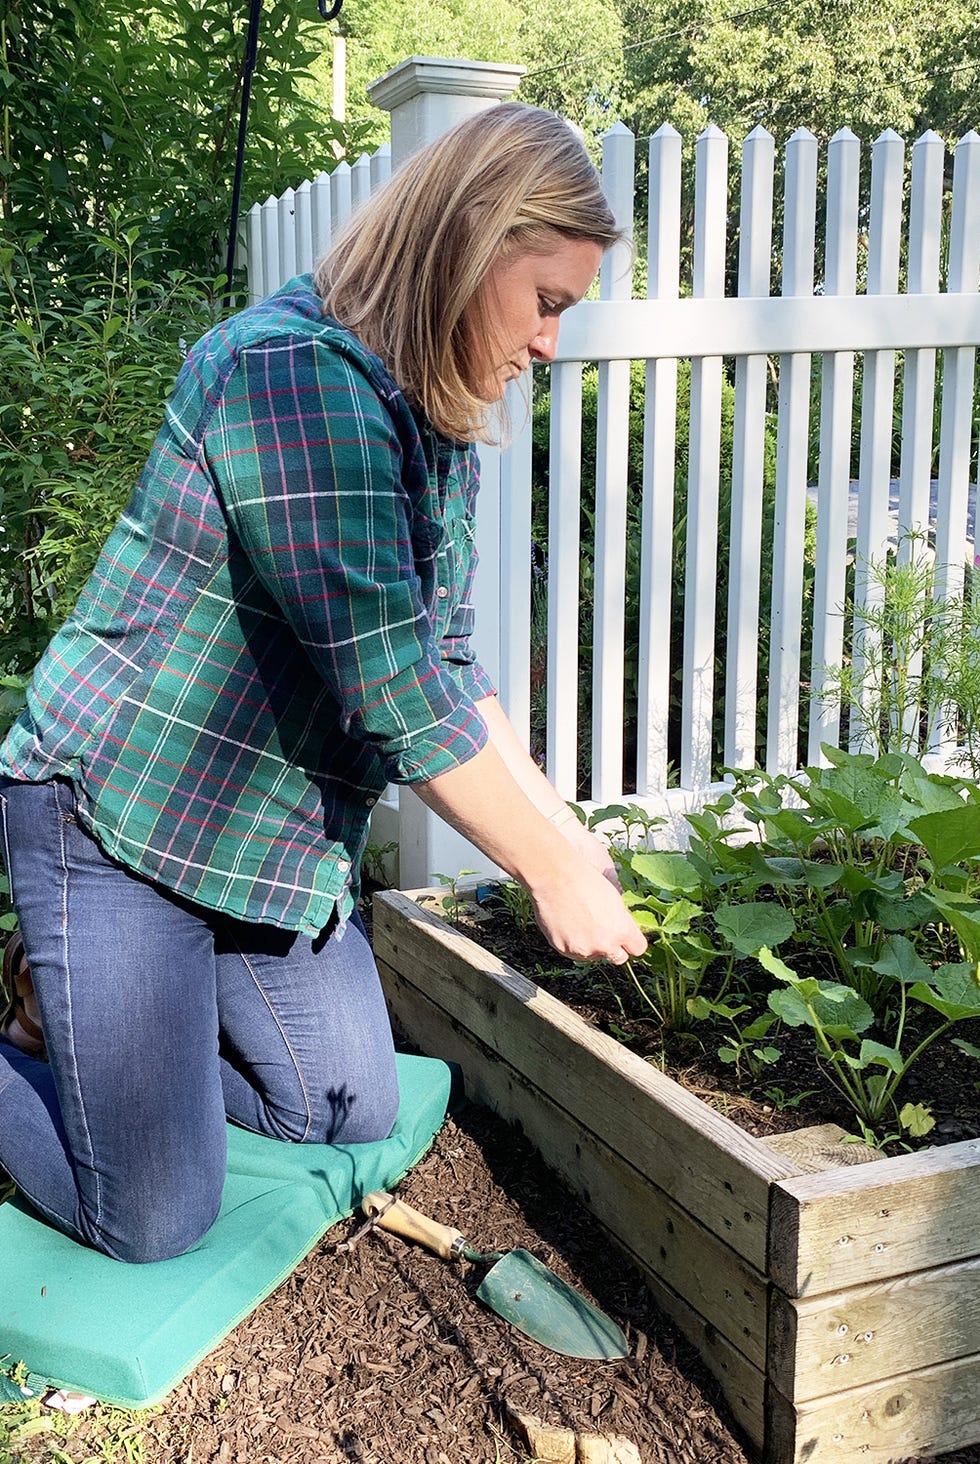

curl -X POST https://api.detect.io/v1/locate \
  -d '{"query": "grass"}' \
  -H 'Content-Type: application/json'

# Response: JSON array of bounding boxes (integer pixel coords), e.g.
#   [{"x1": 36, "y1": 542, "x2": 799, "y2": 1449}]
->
[{"x1": 0, "y1": 1390, "x2": 153, "y2": 1463}]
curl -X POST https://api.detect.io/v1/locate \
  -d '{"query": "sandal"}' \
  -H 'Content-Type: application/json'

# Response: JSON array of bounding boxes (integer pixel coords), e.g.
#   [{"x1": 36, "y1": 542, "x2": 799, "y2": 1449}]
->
[{"x1": 1, "y1": 931, "x2": 46, "y2": 1059}]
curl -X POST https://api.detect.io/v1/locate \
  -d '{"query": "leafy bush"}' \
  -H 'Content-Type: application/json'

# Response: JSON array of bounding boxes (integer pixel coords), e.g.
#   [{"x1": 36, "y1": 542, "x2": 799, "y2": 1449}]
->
[
  {"x1": 815, "y1": 536, "x2": 980, "y2": 775},
  {"x1": 0, "y1": 225, "x2": 220, "y2": 684}
]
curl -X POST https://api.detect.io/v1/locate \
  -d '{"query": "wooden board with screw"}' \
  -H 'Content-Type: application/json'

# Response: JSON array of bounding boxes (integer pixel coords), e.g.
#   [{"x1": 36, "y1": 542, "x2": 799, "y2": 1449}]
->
[
  {"x1": 769, "y1": 1139, "x2": 980, "y2": 1297},
  {"x1": 768, "y1": 1252, "x2": 980, "y2": 1401}
]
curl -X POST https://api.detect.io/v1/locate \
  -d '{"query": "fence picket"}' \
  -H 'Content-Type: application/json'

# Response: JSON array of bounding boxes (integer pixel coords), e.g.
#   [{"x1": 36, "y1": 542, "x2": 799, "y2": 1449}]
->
[
  {"x1": 896, "y1": 131, "x2": 945, "y2": 747},
  {"x1": 850, "y1": 130, "x2": 905, "y2": 750},
  {"x1": 259, "y1": 196, "x2": 281, "y2": 303},
  {"x1": 369, "y1": 144, "x2": 392, "y2": 191},
  {"x1": 807, "y1": 129, "x2": 860, "y2": 761},
  {"x1": 330, "y1": 160, "x2": 352, "y2": 235},
  {"x1": 637, "y1": 125, "x2": 682, "y2": 796},
  {"x1": 310, "y1": 171, "x2": 332, "y2": 260},
  {"x1": 351, "y1": 152, "x2": 372, "y2": 210},
  {"x1": 681, "y1": 125, "x2": 728, "y2": 792},
  {"x1": 931, "y1": 132, "x2": 980, "y2": 752},
  {"x1": 725, "y1": 126, "x2": 774, "y2": 775},
  {"x1": 767, "y1": 129, "x2": 818, "y2": 775},
  {"x1": 499, "y1": 388, "x2": 534, "y2": 749},
  {"x1": 293, "y1": 180, "x2": 313, "y2": 276},
  {"x1": 547, "y1": 364, "x2": 584, "y2": 795},
  {"x1": 246, "y1": 203, "x2": 264, "y2": 305},
  {"x1": 591, "y1": 123, "x2": 636, "y2": 802},
  {"x1": 276, "y1": 186, "x2": 297, "y2": 284}
]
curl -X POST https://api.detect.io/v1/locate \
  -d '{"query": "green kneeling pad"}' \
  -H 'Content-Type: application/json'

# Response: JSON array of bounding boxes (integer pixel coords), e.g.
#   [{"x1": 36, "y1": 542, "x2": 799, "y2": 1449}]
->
[{"x1": 0, "y1": 1053, "x2": 452, "y2": 1409}]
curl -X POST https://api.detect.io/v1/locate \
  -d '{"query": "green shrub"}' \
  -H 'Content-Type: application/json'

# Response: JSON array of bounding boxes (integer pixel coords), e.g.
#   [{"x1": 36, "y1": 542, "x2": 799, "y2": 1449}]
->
[{"x1": 0, "y1": 223, "x2": 220, "y2": 684}]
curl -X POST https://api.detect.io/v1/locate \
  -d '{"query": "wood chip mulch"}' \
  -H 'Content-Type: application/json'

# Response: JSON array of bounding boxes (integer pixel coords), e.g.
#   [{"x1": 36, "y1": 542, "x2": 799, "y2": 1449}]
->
[
  {"x1": 137, "y1": 1101, "x2": 753, "y2": 1464},
  {"x1": 21, "y1": 1096, "x2": 975, "y2": 1464}
]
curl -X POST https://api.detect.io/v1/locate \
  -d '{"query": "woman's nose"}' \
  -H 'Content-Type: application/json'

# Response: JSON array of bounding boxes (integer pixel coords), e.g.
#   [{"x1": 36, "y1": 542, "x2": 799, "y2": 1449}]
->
[{"x1": 529, "y1": 320, "x2": 559, "y2": 363}]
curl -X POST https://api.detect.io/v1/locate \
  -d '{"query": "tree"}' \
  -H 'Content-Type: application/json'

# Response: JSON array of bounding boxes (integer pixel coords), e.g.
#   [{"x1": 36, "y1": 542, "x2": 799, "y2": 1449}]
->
[
  {"x1": 327, "y1": 0, "x2": 624, "y2": 147},
  {"x1": 0, "y1": 0, "x2": 354, "y2": 682},
  {"x1": 0, "y1": 0, "x2": 346, "y2": 278},
  {"x1": 618, "y1": 0, "x2": 976, "y2": 149}
]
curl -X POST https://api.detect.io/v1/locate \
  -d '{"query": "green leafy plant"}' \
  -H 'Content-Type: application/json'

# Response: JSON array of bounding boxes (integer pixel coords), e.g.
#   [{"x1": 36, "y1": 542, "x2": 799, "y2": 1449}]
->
[
  {"x1": 432, "y1": 870, "x2": 479, "y2": 925},
  {"x1": 360, "y1": 839, "x2": 397, "y2": 889},
  {"x1": 815, "y1": 535, "x2": 980, "y2": 772},
  {"x1": 0, "y1": 225, "x2": 221, "y2": 673},
  {"x1": 758, "y1": 938, "x2": 976, "y2": 1135},
  {"x1": 488, "y1": 879, "x2": 537, "y2": 938},
  {"x1": 581, "y1": 746, "x2": 980, "y2": 1136},
  {"x1": 690, "y1": 995, "x2": 782, "y2": 1081},
  {"x1": 617, "y1": 847, "x2": 795, "y2": 1032}
]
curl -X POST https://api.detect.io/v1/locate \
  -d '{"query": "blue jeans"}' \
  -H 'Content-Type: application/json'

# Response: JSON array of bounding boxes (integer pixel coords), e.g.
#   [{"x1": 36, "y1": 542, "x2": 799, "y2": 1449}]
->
[{"x1": 0, "y1": 777, "x2": 399, "y2": 1262}]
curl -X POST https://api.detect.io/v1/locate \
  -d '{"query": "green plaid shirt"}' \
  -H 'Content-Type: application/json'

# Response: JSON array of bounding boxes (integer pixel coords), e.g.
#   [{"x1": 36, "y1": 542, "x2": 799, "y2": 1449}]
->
[{"x1": 0, "y1": 277, "x2": 493, "y2": 933}]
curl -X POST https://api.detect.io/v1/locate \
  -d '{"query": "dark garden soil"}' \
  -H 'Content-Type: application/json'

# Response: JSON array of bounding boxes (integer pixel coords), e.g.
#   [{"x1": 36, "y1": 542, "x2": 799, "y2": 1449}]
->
[{"x1": 431, "y1": 896, "x2": 980, "y2": 1154}]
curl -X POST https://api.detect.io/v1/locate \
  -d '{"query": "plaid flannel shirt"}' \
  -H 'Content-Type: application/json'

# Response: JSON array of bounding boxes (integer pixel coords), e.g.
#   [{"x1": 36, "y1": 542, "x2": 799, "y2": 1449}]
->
[{"x1": 0, "y1": 277, "x2": 494, "y2": 933}]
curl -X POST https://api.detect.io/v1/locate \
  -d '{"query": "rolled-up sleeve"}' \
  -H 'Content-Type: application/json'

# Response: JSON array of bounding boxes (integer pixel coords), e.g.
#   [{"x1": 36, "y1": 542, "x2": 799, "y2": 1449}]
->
[{"x1": 203, "y1": 334, "x2": 488, "y2": 783}]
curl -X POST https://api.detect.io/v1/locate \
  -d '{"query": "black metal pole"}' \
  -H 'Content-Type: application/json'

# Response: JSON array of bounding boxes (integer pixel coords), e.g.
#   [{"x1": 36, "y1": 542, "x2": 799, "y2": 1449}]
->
[{"x1": 223, "y1": 0, "x2": 263, "y2": 310}]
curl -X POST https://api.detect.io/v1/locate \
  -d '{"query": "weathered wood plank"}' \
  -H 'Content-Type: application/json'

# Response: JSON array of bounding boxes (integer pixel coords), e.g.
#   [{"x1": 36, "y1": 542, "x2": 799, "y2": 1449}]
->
[
  {"x1": 770, "y1": 1139, "x2": 980, "y2": 1297},
  {"x1": 634, "y1": 1258, "x2": 765, "y2": 1454},
  {"x1": 374, "y1": 890, "x2": 798, "y2": 1273},
  {"x1": 769, "y1": 1253, "x2": 980, "y2": 1401},
  {"x1": 378, "y1": 956, "x2": 770, "y2": 1371},
  {"x1": 762, "y1": 1124, "x2": 881, "y2": 1173},
  {"x1": 765, "y1": 1350, "x2": 980, "y2": 1463}
]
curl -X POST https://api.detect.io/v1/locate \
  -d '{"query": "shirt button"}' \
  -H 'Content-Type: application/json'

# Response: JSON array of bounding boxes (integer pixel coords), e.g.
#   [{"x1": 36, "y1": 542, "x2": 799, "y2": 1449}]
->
[
  {"x1": 365, "y1": 795, "x2": 377, "y2": 807},
  {"x1": 436, "y1": 585, "x2": 449, "y2": 599},
  {"x1": 336, "y1": 858, "x2": 351, "y2": 873}
]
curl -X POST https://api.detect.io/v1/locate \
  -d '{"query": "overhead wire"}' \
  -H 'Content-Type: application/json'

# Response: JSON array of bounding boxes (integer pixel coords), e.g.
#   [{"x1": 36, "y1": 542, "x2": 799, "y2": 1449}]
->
[{"x1": 521, "y1": 5, "x2": 980, "y2": 106}]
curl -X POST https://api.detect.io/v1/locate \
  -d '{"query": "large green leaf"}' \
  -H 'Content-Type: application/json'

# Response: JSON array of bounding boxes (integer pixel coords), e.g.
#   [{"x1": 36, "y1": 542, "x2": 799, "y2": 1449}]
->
[
  {"x1": 866, "y1": 890, "x2": 935, "y2": 932},
  {"x1": 857, "y1": 1039, "x2": 904, "y2": 1074},
  {"x1": 900, "y1": 770, "x2": 968, "y2": 816},
  {"x1": 909, "y1": 804, "x2": 980, "y2": 871},
  {"x1": 629, "y1": 851, "x2": 702, "y2": 894},
  {"x1": 713, "y1": 901, "x2": 795, "y2": 954},
  {"x1": 661, "y1": 898, "x2": 701, "y2": 935},
  {"x1": 909, "y1": 963, "x2": 980, "y2": 1020},
  {"x1": 870, "y1": 935, "x2": 933, "y2": 985},
  {"x1": 767, "y1": 975, "x2": 873, "y2": 1037},
  {"x1": 757, "y1": 946, "x2": 799, "y2": 982}
]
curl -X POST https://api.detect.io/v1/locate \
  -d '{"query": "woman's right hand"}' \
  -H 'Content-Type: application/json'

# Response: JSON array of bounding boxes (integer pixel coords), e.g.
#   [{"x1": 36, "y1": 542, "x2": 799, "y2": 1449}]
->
[
  {"x1": 524, "y1": 860, "x2": 647, "y2": 966},
  {"x1": 413, "y1": 737, "x2": 647, "y2": 967}
]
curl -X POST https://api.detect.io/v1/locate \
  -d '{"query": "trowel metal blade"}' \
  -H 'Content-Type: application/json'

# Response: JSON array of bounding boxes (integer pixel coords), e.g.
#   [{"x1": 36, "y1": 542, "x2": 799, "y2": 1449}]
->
[{"x1": 475, "y1": 1249, "x2": 628, "y2": 1360}]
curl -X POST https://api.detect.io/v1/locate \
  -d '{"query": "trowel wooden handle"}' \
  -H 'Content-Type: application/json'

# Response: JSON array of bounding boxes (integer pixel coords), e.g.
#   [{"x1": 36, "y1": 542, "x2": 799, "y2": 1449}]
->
[{"x1": 361, "y1": 1190, "x2": 467, "y2": 1261}]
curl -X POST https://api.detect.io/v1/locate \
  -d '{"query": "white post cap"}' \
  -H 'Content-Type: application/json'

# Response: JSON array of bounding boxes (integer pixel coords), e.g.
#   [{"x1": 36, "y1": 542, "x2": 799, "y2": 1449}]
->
[{"x1": 368, "y1": 56, "x2": 526, "y2": 170}]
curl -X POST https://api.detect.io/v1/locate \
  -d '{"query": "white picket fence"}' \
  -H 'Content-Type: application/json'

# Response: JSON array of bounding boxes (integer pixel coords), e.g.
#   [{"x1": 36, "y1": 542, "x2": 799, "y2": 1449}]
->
[
  {"x1": 245, "y1": 147, "x2": 392, "y2": 305},
  {"x1": 245, "y1": 101, "x2": 980, "y2": 875}
]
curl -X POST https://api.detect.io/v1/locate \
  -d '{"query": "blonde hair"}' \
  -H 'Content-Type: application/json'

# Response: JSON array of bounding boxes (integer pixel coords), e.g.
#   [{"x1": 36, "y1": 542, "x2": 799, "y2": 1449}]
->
[{"x1": 315, "y1": 103, "x2": 621, "y2": 443}]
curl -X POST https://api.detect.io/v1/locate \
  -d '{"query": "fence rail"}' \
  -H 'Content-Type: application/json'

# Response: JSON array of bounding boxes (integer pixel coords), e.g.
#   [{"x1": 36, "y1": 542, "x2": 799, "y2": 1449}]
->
[{"x1": 245, "y1": 115, "x2": 980, "y2": 870}]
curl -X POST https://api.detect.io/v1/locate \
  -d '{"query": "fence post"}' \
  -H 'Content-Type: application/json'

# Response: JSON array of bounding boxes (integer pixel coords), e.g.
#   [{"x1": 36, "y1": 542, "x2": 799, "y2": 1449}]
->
[
  {"x1": 368, "y1": 56, "x2": 525, "y2": 888},
  {"x1": 367, "y1": 56, "x2": 525, "y2": 170}
]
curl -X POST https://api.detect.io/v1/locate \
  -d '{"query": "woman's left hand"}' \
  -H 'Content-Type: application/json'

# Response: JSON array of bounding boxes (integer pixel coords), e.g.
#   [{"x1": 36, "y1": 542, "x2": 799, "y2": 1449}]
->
[{"x1": 557, "y1": 817, "x2": 620, "y2": 887}]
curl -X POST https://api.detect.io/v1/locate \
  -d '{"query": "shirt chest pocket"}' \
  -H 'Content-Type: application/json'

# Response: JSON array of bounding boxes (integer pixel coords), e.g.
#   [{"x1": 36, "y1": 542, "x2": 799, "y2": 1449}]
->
[{"x1": 433, "y1": 509, "x2": 475, "y2": 634}]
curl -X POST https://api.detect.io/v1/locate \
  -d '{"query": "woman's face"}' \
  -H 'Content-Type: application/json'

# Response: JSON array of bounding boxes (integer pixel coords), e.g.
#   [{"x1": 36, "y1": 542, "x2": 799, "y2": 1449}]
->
[{"x1": 472, "y1": 235, "x2": 604, "y2": 400}]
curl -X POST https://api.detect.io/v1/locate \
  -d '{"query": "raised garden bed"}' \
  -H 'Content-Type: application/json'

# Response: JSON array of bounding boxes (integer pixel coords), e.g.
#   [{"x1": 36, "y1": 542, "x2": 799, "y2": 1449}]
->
[{"x1": 373, "y1": 886, "x2": 980, "y2": 1464}]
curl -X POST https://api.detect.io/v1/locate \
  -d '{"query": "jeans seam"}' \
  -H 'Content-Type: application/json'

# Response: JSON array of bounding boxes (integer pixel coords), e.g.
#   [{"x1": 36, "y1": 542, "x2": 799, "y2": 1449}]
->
[
  {"x1": 55, "y1": 798, "x2": 104, "y2": 1233},
  {"x1": 231, "y1": 940, "x2": 314, "y2": 1142}
]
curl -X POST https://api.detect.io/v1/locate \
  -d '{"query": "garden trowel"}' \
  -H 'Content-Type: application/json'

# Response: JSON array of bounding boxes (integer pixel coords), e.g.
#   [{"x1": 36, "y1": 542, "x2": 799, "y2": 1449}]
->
[{"x1": 360, "y1": 1190, "x2": 628, "y2": 1360}]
